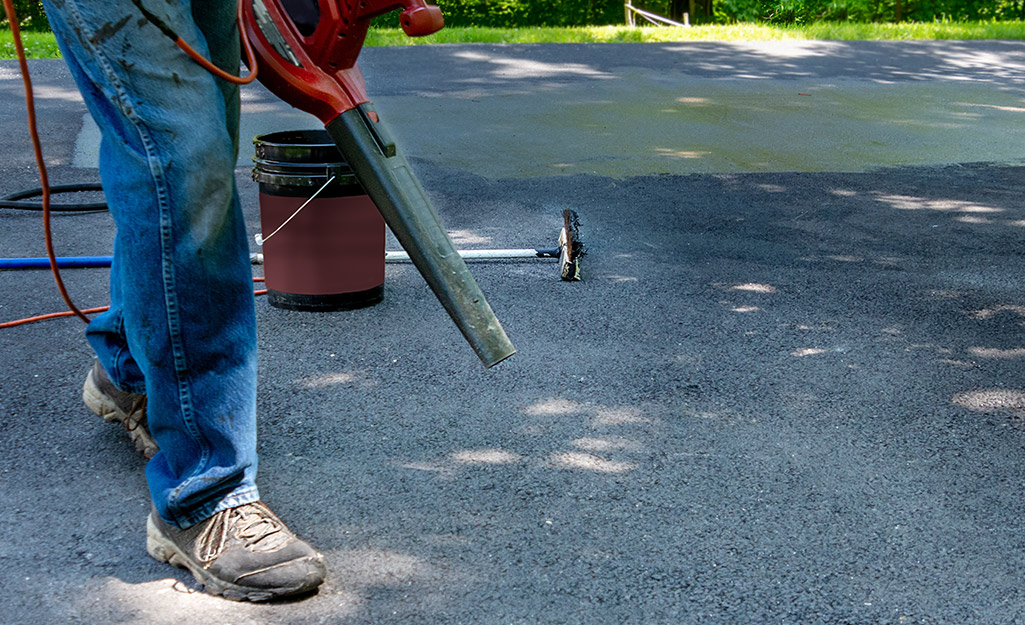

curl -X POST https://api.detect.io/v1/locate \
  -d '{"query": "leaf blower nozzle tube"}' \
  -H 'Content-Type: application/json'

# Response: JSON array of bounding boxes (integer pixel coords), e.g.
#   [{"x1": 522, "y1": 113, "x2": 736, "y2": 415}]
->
[
  {"x1": 326, "y1": 105, "x2": 516, "y2": 368},
  {"x1": 240, "y1": 0, "x2": 512, "y2": 366}
]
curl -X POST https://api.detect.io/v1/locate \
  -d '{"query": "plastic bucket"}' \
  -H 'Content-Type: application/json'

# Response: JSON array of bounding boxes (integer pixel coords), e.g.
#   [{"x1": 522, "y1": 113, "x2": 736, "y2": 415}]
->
[{"x1": 253, "y1": 130, "x2": 385, "y2": 311}]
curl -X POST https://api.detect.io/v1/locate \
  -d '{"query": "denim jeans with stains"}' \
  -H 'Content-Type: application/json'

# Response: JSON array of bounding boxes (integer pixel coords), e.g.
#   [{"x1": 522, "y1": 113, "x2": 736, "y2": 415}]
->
[{"x1": 41, "y1": 0, "x2": 260, "y2": 528}]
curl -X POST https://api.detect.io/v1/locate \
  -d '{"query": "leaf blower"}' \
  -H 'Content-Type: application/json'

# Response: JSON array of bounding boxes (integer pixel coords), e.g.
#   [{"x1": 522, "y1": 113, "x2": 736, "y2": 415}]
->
[{"x1": 239, "y1": 0, "x2": 516, "y2": 368}]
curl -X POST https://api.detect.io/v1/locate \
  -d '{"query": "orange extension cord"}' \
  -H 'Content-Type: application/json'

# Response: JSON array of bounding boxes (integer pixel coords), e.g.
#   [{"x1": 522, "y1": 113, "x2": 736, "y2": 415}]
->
[
  {"x1": 1, "y1": 0, "x2": 262, "y2": 329},
  {"x1": 0, "y1": 280, "x2": 268, "y2": 329},
  {"x1": 3, "y1": 0, "x2": 89, "y2": 324}
]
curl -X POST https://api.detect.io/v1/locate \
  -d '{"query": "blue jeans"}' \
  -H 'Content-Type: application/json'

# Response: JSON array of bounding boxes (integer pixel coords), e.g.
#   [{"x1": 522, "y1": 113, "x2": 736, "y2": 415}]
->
[{"x1": 42, "y1": 0, "x2": 260, "y2": 527}]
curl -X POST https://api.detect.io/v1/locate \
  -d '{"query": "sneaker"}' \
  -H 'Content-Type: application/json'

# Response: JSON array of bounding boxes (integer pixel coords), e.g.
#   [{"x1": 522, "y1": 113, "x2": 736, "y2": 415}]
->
[
  {"x1": 146, "y1": 501, "x2": 327, "y2": 601},
  {"x1": 82, "y1": 359, "x2": 158, "y2": 459}
]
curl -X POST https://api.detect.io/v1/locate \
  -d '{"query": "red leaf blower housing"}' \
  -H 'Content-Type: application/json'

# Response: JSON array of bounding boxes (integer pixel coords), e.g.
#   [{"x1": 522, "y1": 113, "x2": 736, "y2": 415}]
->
[{"x1": 241, "y1": 0, "x2": 515, "y2": 367}]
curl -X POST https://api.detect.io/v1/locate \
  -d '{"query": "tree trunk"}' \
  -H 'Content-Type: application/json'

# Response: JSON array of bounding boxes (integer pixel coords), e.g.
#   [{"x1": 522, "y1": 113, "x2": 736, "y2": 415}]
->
[{"x1": 671, "y1": 0, "x2": 687, "y2": 21}]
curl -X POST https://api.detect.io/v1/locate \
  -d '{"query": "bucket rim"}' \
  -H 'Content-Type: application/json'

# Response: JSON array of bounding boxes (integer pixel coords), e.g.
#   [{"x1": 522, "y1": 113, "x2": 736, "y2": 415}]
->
[{"x1": 252, "y1": 129, "x2": 335, "y2": 149}]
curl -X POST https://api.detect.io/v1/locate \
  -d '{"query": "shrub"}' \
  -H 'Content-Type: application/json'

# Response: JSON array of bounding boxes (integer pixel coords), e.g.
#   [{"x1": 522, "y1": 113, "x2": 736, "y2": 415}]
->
[
  {"x1": 383, "y1": 0, "x2": 625, "y2": 27},
  {"x1": 713, "y1": 0, "x2": 1025, "y2": 23},
  {"x1": 0, "y1": 0, "x2": 49, "y2": 30}
]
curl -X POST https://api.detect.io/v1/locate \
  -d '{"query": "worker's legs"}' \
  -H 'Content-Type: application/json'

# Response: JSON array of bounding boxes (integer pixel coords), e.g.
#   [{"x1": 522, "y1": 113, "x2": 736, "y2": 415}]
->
[{"x1": 42, "y1": 0, "x2": 259, "y2": 528}]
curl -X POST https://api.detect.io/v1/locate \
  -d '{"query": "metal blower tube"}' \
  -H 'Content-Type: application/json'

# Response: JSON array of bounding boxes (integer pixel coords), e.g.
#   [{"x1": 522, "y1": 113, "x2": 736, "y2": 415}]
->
[{"x1": 325, "y1": 106, "x2": 516, "y2": 368}]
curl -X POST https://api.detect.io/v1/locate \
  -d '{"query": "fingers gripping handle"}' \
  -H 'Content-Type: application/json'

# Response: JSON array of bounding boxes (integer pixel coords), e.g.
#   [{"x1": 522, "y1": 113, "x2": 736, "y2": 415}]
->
[{"x1": 326, "y1": 106, "x2": 516, "y2": 368}]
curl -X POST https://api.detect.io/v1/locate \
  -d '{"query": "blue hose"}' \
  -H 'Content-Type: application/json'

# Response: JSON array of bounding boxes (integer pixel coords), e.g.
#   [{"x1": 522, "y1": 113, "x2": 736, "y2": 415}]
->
[{"x1": 0, "y1": 256, "x2": 113, "y2": 269}]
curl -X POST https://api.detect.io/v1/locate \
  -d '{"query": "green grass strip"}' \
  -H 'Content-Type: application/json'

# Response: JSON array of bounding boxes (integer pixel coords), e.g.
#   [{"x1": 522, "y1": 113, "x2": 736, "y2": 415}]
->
[
  {"x1": 0, "y1": 30, "x2": 61, "y2": 59},
  {"x1": 365, "y1": 20, "x2": 1025, "y2": 46},
  {"x1": 3, "y1": 21, "x2": 1025, "y2": 59}
]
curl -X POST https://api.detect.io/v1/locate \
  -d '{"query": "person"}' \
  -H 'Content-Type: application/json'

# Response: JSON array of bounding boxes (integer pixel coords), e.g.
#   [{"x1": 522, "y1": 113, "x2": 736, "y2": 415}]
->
[{"x1": 39, "y1": 0, "x2": 327, "y2": 601}]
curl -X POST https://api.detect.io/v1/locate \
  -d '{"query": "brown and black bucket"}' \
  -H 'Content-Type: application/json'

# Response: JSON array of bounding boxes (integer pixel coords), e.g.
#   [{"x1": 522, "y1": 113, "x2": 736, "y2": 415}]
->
[{"x1": 253, "y1": 129, "x2": 385, "y2": 311}]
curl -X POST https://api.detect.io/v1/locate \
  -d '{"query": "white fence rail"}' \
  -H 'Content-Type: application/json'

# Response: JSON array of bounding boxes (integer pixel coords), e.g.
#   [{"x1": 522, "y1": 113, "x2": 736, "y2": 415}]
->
[{"x1": 624, "y1": 3, "x2": 690, "y2": 27}]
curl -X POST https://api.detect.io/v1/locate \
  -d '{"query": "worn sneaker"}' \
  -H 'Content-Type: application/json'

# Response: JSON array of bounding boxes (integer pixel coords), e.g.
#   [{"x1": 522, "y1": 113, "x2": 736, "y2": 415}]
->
[
  {"x1": 146, "y1": 501, "x2": 327, "y2": 601},
  {"x1": 82, "y1": 359, "x2": 158, "y2": 459}
]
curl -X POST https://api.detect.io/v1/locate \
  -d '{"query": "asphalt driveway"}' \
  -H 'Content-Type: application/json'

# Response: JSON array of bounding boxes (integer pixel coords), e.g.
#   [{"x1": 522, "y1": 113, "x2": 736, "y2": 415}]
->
[{"x1": 2, "y1": 40, "x2": 1025, "y2": 624}]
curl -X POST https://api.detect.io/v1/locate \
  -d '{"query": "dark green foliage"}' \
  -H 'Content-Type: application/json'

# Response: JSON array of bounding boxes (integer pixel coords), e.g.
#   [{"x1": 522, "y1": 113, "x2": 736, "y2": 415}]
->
[
  {"x1": 424, "y1": 0, "x2": 1025, "y2": 25},
  {"x1": 709, "y1": 0, "x2": 1025, "y2": 23},
  {"x1": 402, "y1": 0, "x2": 625, "y2": 27},
  {"x1": 0, "y1": 0, "x2": 49, "y2": 30},
  {"x1": 4, "y1": 0, "x2": 1023, "y2": 34}
]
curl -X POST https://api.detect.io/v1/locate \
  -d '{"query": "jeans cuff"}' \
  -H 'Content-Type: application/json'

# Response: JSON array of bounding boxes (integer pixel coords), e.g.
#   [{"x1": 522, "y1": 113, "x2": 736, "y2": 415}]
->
[{"x1": 170, "y1": 485, "x2": 261, "y2": 529}]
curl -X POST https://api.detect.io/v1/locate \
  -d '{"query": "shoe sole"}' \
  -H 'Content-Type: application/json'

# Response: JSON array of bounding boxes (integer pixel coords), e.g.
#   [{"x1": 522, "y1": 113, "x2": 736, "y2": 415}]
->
[
  {"x1": 145, "y1": 515, "x2": 320, "y2": 602},
  {"x1": 83, "y1": 369, "x2": 158, "y2": 459}
]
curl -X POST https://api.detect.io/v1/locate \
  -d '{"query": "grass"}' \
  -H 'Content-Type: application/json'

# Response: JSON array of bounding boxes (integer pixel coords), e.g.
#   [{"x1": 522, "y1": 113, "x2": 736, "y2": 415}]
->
[
  {"x1": 0, "y1": 29, "x2": 60, "y2": 58},
  {"x1": 2, "y1": 20, "x2": 1024, "y2": 59},
  {"x1": 366, "y1": 20, "x2": 1025, "y2": 45}
]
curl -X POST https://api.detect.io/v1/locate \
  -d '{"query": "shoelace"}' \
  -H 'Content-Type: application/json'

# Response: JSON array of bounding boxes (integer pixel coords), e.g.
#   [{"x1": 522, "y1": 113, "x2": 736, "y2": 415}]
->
[
  {"x1": 124, "y1": 396, "x2": 147, "y2": 433},
  {"x1": 234, "y1": 504, "x2": 291, "y2": 550},
  {"x1": 196, "y1": 503, "x2": 292, "y2": 564}
]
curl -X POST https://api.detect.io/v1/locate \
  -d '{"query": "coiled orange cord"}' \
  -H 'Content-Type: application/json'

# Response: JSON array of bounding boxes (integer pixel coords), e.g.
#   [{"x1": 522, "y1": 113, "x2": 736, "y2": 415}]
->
[
  {"x1": 1, "y1": 0, "x2": 261, "y2": 328},
  {"x1": 3, "y1": 0, "x2": 90, "y2": 323}
]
